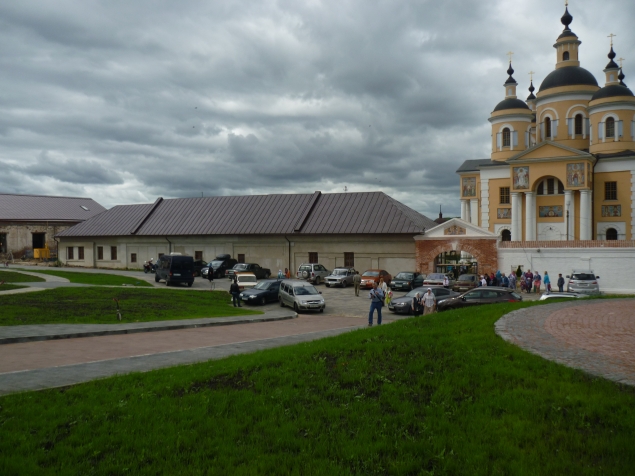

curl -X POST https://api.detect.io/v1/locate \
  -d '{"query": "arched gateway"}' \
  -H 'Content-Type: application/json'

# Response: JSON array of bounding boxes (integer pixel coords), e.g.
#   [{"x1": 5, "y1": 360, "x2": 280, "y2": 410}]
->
[{"x1": 415, "y1": 218, "x2": 499, "y2": 276}]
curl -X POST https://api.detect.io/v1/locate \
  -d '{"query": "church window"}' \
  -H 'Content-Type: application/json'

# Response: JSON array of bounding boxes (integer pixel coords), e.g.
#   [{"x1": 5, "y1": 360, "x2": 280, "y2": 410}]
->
[
  {"x1": 502, "y1": 128, "x2": 511, "y2": 147},
  {"x1": 574, "y1": 114, "x2": 583, "y2": 135},
  {"x1": 547, "y1": 178, "x2": 555, "y2": 195},
  {"x1": 563, "y1": 51, "x2": 570, "y2": 61},
  {"x1": 545, "y1": 117, "x2": 552, "y2": 138},
  {"x1": 606, "y1": 228, "x2": 618, "y2": 240},
  {"x1": 536, "y1": 178, "x2": 564, "y2": 196},
  {"x1": 605, "y1": 181, "x2": 617, "y2": 200},
  {"x1": 537, "y1": 182, "x2": 544, "y2": 195},
  {"x1": 501, "y1": 230, "x2": 511, "y2": 241},
  {"x1": 606, "y1": 117, "x2": 615, "y2": 139},
  {"x1": 499, "y1": 187, "x2": 510, "y2": 204}
]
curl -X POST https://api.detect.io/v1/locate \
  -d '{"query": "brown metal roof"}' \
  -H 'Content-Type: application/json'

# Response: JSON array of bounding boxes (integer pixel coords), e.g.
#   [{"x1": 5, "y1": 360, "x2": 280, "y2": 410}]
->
[
  {"x1": 57, "y1": 192, "x2": 436, "y2": 238},
  {"x1": 0, "y1": 193, "x2": 106, "y2": 222}
]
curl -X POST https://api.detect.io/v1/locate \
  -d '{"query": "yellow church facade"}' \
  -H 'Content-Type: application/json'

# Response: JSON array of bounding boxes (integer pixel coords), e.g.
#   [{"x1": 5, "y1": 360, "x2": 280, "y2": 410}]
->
[{"x1": 457, "y1": 5, "x2": 635, "y2": 242}]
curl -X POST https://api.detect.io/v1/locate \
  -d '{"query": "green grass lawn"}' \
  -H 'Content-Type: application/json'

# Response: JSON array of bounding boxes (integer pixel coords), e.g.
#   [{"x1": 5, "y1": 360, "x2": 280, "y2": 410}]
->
[
  {"x1": 0, "y1": 284, "x2": 27, "y2": 292},
  {"x1": 1, "y1": 301, "x2": 633, "y2": 475},
  {"x1": 0, "y1": 270, "x2": 45, "y2": 283},
  {"x1": 0, "y1": 287, "x2": 260, "y2": 326},
  {"x1": 21, "y1": 269, "x2": 152, "y2": 287}
]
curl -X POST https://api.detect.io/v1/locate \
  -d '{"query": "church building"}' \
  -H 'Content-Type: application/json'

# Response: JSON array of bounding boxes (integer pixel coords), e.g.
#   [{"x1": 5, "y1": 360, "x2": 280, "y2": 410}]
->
[{"x1": 457, "y1": 4, "x2": 635, "y2": 242}]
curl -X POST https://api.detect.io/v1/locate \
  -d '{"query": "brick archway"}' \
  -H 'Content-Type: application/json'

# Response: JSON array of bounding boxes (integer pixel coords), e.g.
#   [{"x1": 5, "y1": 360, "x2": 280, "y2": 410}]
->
[{"x1": 415, "y1": 238, "x2": 498, "y2": 276}]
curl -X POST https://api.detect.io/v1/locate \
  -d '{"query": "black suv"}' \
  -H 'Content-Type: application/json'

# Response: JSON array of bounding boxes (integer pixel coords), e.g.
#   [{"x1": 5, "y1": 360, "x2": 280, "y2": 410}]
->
[
  {"x1": 155, "y1": 254, "x2": 195, "y2": 287},
  {"x1": 202, "y1": 254, "x2": 238, "y2": 279}
]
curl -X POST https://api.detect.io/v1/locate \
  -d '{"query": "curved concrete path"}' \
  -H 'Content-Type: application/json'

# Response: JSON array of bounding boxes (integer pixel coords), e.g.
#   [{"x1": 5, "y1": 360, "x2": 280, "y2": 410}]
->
[{"x1": 496, "y1": 299, "x2": 635, "y2": 387}]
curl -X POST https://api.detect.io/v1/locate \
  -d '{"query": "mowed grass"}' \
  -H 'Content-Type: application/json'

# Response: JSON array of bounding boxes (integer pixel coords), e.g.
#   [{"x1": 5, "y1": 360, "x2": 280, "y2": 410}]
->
[
  {"x1": 23, "y1": 269, "x2": 152, "y2": 287},
  {"x1": 1, "y1": 302, "x2": 634, "y2": 475},
  {"x1": 0, "y1": 270, "x2": 45, "y2": 283},
  {"x1": 0, "y1": 287, "x2": 260, "y2": 326}
]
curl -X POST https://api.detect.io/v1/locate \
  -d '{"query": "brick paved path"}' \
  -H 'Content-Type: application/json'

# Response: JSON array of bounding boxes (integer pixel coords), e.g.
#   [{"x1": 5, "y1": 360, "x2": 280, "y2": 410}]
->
[{"x1": 496, "y1": 299, "x2": 635, "y2": 386}]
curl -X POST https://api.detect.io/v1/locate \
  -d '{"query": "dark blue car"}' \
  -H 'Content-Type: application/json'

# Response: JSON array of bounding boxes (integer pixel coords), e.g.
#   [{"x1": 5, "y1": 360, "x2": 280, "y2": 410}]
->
[{"x1": 239, "y1": 279, "x2": 283, "y2": 305}]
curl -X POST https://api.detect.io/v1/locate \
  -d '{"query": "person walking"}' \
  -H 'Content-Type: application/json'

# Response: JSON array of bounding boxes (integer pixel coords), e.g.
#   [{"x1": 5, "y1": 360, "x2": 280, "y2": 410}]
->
[
  {"x1": 411, "y1": 292, "x2": 423, "y2": 317},
  {"x1": 557, "y1": 273, "x2": 565, "y2": 292},
  {"x1": 284, "y1": 268, "x2": 291, "y2": 279},
  {"x1": 508, "y1": 272, "x2": 516, "y2": 290},
  {"x1": 543, "y1": 271, "x2": 551, "y2": 294},
  {"x1": 368, "y1": 282, "x2": 385, "y2": 326},
  {"x1": 443, "y1": 275, "x2": 449, "y2": 288},
  {"x1": 353, "y1": 271, "x2": 361, "y2": 296},
  {"x1": 378, "y1": 277, "x2": 388, "y2": 294},
  {"x1": 207, "y1": 266, "x2": 215, "y2": 291},
  {"x1": 533, "y1": 271, "x2": 542, "y2": 294},
  {"x1": 277, "y1": 269, "x2": 284, "y2": 279},
  {"x1": 423, "y1": 288, "x2": 437, "y2": 315},
  {"x1": 480, "y1": 275, "x2": 487, "y2": 287},
  {"x1": 230, "y1": 278, "x2": 241, "y2": 307}
]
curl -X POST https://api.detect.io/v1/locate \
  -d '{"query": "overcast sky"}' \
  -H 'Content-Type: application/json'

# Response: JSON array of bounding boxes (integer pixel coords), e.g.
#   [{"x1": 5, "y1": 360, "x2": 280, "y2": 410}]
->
[{"x1": 1, "y1": 0, "x2": 633, "y2": 218}]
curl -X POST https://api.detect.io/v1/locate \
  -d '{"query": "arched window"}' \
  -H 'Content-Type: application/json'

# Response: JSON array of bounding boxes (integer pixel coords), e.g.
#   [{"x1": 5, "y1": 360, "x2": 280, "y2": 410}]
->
[
  {"x1": 536, "y1": 178, "x2": 564, "y2": 196},
  {"x1": 501, "y1": 230, "x2": 511, "y2": 241},
  {"x1": 606, "y1": 228, "x2": 618, "y2": 240},
  {"x1": 563, "y1": 51, "x2": 570, "y2": 61},
  {"x1": 545, "y1": 117, "x2": 552, "y2": 138},
  {"x1": 574, "y1": 114, "x2": 583, "y2": 135},
  {"x1": 606, "y1": 117, "x2": 615, "y2": 139},
  {"x1": 502, "y1": 128, "x2": 511, "y2": 147}
]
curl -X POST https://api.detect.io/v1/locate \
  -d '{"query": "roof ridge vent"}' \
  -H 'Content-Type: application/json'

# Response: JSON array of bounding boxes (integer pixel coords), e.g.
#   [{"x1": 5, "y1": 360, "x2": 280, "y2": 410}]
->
[
  {"x1": 130, "y1": 197, "x2": 163, "y2": 235},
  {"x1": 293, "y1": 191, "x2": 321, "y2": 232}
]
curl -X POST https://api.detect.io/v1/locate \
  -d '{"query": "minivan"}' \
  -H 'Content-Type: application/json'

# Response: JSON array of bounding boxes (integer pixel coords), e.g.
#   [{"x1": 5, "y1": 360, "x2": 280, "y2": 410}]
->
[
  {"x1": 279, "y1": 279, "x2": 325, "y2": 313},
  {"x1": 155, "y1": 254, "x2": 195, "y2": 287}
]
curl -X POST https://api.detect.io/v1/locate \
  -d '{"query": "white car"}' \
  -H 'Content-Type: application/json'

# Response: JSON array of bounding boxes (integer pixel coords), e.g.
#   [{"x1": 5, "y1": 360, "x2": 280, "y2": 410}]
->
[
  {"x1": 235, "y1": 272, "x2": 257, "y2": 291},
  {"x1": 279, "y1": 279, "x2": 325, "y2": 313},
  {"x1": 538, "y1": 292, "x2": 590, "y2": 301}
]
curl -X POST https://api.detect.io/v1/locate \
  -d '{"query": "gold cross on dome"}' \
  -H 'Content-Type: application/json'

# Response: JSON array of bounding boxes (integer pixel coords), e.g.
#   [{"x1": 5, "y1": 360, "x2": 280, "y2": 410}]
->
[
  {"x1": 618, "y1": 58, "x2": 625, "y2": 68},
  {"x1": 507, "y1": 51, "x2": 514, "y2": 63},
  {"x1": 608, "y1": 33, "x2": 617, "y2": 46},
  {"x1": 529, "y1": 71, "x2": 535, "y2": 82},
  {"x1": 565, "y1": 0, "x2": 568, "y2": 6}
]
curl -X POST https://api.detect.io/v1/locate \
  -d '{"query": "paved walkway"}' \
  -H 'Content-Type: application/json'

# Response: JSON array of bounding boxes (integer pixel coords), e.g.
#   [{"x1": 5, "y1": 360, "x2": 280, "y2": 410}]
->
[{"x1": 496, "y1": 299, "x2": 635, "y2": 387}]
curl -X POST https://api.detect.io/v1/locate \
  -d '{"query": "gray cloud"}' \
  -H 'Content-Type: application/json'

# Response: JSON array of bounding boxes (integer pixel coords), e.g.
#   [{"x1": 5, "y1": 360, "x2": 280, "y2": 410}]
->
[{"x1": 0, "y1": 0, "x2": 632, "y2": 218}]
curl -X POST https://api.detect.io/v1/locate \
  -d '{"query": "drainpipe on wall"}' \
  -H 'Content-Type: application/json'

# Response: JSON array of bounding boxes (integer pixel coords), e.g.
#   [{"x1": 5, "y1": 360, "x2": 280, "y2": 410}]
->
[
  {"x1": 284, "y1": 235, "x2": 292, "y2": 273},
  {"x1": 165, "y1": 237, "x2": 172, "y2": 254}
]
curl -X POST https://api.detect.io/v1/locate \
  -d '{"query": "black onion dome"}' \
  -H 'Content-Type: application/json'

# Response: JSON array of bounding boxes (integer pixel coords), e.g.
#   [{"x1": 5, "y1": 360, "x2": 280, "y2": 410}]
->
[
  {"x1": 558, "y1": 7, "x2": 577, "y2": 38},
  {"x1": 619, "y1": 69, "x2": 627, "y2": 87},
  {"x1": 505, "y1": 62, "x2": 517, "y2": 85},
  {"x1": 606, "y1": 47, "x2": 619, "y2": 69},
  {"x1": 527, "y1": 81, "x2": 536, "y2": 100},
  {"x1": 493, "y1": 98, "x2": 530, "y2": 112},
  {"x1": 539, "y1": 66, "x2": 599, "y2": 92},
  {"x1": 591, "y1": 84, "x2": 634, "y2": 101}
]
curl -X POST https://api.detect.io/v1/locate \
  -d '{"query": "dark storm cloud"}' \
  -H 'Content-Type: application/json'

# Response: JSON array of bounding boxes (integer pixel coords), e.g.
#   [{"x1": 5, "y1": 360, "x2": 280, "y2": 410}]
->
[{"x1": 0, "y1": 0, "x2": 633, "y2": 217}]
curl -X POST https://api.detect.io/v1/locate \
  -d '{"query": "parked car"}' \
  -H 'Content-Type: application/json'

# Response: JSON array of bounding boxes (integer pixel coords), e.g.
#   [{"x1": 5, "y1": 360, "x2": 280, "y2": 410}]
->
[
  {"x1": 452, "y1": 274, "x2": 480, "y2": 293},
  {"x1": 297, "y1": 263, "x2": 330, "y2": 285},
  {"x1": 324, "y1": 268, "x2": 357, "y2": 287},
  {"x1": 240, "y1": 279, "x2": 283, "y2": 305},
  {"x1": 566, "y1": 270, "x2": 600, "y2": 295},
  {"x1": 360, "y1": 269, "x2": 392, "y2": 289},
  {"x1": 391, "y1": 272, "x2": 424, "y2": 292},
  {"x1": 388, "y1": 286, "x2": 460, "y2": 314},
  {"x1": 192, "y1": 259, "x2": 208, "y2": 277},
  {"x1": 539, "y1": 292, "x2": 590, "y2": 301},
  {"x1": 226, "y1": 263, "x2": 271, "y2": 280},
  {"x1": 155, "y1": 254, "x2": 195, "y2": 287},
  {"x1": 437, "y1": 287, "x2": 522, "y2": 311},
  {"x1": 235, "y1": 272, "x2": 258, "y2": 291},
  {"x1": 279, "y1": 279, "x2": 325, "y2": 313},
  {"x1": 202, "y1": 254, "x2": 238, "y2": 279},
  {"x1": 424, "y1": 273, "x2": 455, "y2": 287}
]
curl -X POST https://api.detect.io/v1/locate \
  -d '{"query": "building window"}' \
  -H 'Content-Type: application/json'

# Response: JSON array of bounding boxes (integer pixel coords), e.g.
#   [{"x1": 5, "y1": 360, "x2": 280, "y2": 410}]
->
[
  {"x1": 237, "y1": 254, "x2": 245, "y2": 263},
  {"x1": 547, "y1": 178, "x2": 555, "y2": 195},
  {"x1": 563, "y1": 51, "x2": 570, "y2": 61},
  {"x1": 545, "y1": 117, "x2": 552, "y2": 138},
  {"x1": 344, "y1": 252, "x2": 354, "y2": 267},
  {"x1": 574, "y1": 114, "x2": 583, "y2": 135},
  {"x1": 33, "y1": 233, "x2": 46, "y2": 249},
  {"x1": 501, "y1": 230, "x2": 511, "y2": 241},
  {"x1": 605, "y1": 181, "x2": 617, "y2": 200},
  {"x1": 78, "y1": 247, "x2": 84, "y2": 260},
  {"x1": 97, "y1": 246, "x2": 103, "y2": 260},
  {"x1": 131, "y1": 253, "x2": 137, "y2": 263},
  {"x1": 308, "y1": 252, "x2": 318, "y2": 264},
  {"x1": 502, "y1": 128, "x2": 511, "y2": 147},
  {"x1": 606, "y1": 228, "x2": 618, "y2": 240},
  {"x1": 606, "y1": 117, "x2": 615, "y2": 139},
  {"x1": 0, "y1": 233, "x2": 7, "y2": 253},
  {"x1": 499, "y1": 187, "x2": 510, "y2": 204},
  {"x1": 67, "y1": 247, "x2": 74, "y2": 260},
  {"x1": 536, "y1": 178, "x2": 564, "y2": 196},
  {"x1": 111, "y1": 246, "x2": 117, "y2": 260},
  {"x1": 195, "y1": 251, "x2": 203, "y2": 260}
]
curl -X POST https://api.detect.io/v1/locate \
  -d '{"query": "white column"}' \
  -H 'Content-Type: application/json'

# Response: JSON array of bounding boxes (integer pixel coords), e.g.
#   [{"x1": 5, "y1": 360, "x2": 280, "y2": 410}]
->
[
  {"x1": 460, "y1": 200, "x2": 468, "y2": 221},
  {"x1": 580, "y1": 189, "x2": 592, "y2": 240},
  {"x1": 470, "y1": 199, "x2": 479, "y2": 226},
  {"x1": 564, "y1": 190, "x2": 574, "y2": 240},
  {"x1": 525, "y1": 191, "x2": 536, "y2": 241},
  {"x1": 481, "y1": 179, "x2": 490, "y2": 229},
  {"x1": 511, "y1": 192, "x2": 521, "y2": 241}
]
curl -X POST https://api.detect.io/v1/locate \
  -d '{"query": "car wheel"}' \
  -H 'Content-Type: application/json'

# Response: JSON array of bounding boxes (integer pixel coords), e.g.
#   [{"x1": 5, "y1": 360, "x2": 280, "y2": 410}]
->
[
  {"x1": 315, "y1": 276, "x2": 321, "y2": 285},
  {"x1": 261, "y1": 297, "x2": 266, "y2": 306},
  {"x1": 319, "y1": 308, "x2": 323, "y2": 313},
  {"x1": 279, "y1": 298, "x2": 284, "y2": 307},
  {"x1": 165, "y1": 279, "x2": 170, "y2": 286},
  {"x1": 294, "y1": 302, "x2": 299, "y2": 313},
  {"x1": 341, "y1": 280, "x2": 347, "y2": 288},
  {"x1": 325, "y1": 283, "x2": 330, "y2": 288},
  {"x1": 155, "y1": 274, "x2": 160, "y2": 283}
]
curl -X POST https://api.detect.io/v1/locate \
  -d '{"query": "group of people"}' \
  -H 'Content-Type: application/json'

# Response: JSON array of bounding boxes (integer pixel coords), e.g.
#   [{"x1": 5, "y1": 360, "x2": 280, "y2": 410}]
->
[
  {"x1": 478, "y1": 269, "x2": 567, "y2": 294},
  {"x1": 367, "y1": 278, "x2": 437, "y2": 327},
  {"x1": 277, "y1": 268, "x2": 291, "y2": 279}
]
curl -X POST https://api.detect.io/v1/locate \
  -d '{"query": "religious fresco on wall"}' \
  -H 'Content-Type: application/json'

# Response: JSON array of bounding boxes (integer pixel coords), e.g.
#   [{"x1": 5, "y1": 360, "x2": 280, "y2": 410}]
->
[
  {"x1": 602, "y1": 205, "x2": 621, "y2": 217},
  {"x1": 497, "y1": 208, "x2": 511, "y2": 219},
  {"x1": 513, "y1": 167, "x2": 529, "y2": 190},
  {"x1": 444, "y1": 225, "x2": 466, "y2": 236},
  {"x1": 462, "y1": 177, "x2": 476, "y2": 197},
  {"x1": 566, "y1": 163, "x2": 585, "y2": 187},
  {"x1": 539, "y1": 206, "x2": 563, "y2": 218}
]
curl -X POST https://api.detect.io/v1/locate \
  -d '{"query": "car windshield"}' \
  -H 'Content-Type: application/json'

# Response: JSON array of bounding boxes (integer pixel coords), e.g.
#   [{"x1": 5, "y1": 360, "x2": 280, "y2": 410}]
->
[
  {"x1": 572, "y1": 273, "x2": 595, "y2": 280},
  {"x1": 233, "y1": 264, "x2": 248, "y2": 270},
  {"x1": 253, "y1": 281, "x2": 272, "y2": 290},
  {"x1": 238, "y1": 275, "x2": 257, "y2": 283},
  {"x1": 363, "y1": 271, "x2": 379, "y2": 277},
  {"x1": 395, "y1": 273, "x2": 414, "y2": 280},
  {"x1": 294, "y1": 286, "x2": 319, "y2": 296},
  {"x1": 211, "y1": 260, "x2": 225, "y2": 268},
  {"x1": 427, "y1": 274, "x2": 445, "y2": 280},
  {"x1": 458, "y1": 275, "x2": 475, "y2": 282},
  {"x1": 332, "y1": 269, "x2": 348, "y2": 276}
]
